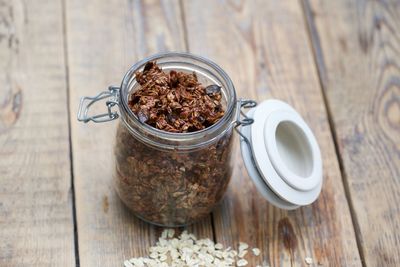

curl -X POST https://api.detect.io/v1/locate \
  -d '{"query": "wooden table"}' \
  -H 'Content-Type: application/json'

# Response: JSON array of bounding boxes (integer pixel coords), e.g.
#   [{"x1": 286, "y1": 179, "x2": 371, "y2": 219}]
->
[{"x1": 1, "y1": 0, "x2": 399, "y2": 266}]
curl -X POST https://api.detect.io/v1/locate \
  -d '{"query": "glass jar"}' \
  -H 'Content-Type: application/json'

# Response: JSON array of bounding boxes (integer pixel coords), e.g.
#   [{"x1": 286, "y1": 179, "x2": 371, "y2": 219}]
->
[
  {"x1": 78, "y1": 52, "x2": 323, "y2": 227},
  {"x1": 78, "y1": 52, "x2": 252, "y2": 227}
]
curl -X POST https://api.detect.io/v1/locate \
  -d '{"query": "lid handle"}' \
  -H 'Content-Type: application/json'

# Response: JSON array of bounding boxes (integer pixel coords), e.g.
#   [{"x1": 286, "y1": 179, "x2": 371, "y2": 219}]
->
[{"x1": 77, "y1": 86, "x2": 120, "y2": 123}]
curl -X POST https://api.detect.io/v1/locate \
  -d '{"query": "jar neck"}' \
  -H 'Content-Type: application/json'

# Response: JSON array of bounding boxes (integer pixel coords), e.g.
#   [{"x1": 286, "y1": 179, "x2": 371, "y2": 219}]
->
[{"x1": 118, "y1": 52, "x2": 237, "y2": 151}]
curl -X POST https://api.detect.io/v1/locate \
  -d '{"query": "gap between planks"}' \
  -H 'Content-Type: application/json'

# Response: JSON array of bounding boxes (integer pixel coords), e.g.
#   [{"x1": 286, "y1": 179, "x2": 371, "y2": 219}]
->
[{"x1": 61, "y1": 0, "x2": 80, "y2": 266}]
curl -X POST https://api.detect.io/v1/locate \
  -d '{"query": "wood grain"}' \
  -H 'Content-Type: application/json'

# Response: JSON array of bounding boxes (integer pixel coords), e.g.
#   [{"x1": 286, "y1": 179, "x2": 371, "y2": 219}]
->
[
  {"x1": 304, "y1": 0, "x2": 400, "y2": 266},
  {"x1": 0, "y1": 0, "x2": 75, "y2": 266},
  {"x1": 182, "y1": 0, "x2": 362, "y2": 266},
  {"x1": 65, "y1": 0, "x2": 213, "y2": 265}
]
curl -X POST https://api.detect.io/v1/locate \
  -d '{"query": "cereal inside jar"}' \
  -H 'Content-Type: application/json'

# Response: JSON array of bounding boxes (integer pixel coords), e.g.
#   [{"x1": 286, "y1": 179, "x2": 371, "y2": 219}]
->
[{"x1": 112, "y1": 54, "x2": 238, "y2": 226}]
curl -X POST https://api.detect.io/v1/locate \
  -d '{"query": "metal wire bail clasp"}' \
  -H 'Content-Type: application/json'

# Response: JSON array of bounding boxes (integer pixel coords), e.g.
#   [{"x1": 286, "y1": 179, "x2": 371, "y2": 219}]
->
[
  {"x1": 234, "y1": 98, "x2": 257, "y2": 141},
  {"x1": 77, "y1": 86, "x2": 120, "y2": 123}
]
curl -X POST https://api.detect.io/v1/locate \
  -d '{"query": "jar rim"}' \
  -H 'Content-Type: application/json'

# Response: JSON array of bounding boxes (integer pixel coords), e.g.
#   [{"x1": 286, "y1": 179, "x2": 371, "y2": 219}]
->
[{"x1": 118, "y1": 52, "x2": 237, "y2": 142}]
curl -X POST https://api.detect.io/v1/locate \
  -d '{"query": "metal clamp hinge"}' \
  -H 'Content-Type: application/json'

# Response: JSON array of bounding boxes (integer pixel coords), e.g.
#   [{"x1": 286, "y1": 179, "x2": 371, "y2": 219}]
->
[
  {"x1": 234, "y1": 98, "x2": 257, "y2": 143},
  {"x1": 77, "y1": 86, "x2": 120, "y2": 123}
]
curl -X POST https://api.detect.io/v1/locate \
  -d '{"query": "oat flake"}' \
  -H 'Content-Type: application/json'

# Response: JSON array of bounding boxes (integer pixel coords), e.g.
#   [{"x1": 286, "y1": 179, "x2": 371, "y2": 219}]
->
[
  {"x1": 252, "y1": 248, "x2": 261, "y2": 256},
  {"x1": 305, "y1": 257, "x2": 313, "y2": 265}
]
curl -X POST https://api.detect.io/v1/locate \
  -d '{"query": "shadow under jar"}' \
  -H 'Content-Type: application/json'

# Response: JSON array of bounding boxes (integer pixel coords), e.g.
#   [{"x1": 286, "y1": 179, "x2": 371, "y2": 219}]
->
[{"x1": 91, "y1": 53, "x2": 238, "y2": 227}]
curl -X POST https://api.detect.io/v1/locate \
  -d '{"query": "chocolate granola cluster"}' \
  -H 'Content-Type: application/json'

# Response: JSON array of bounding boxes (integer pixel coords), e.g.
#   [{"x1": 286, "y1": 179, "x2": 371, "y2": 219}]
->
[{"x1": 128, "y1": 61, "x2": 224, "y2": 132}]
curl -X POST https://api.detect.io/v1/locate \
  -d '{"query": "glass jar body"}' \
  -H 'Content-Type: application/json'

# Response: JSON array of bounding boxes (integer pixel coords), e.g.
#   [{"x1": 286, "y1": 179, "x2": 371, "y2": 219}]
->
[
  {"x1": 113, "y1": 121, "x2": 234, "y2": 226},
  {"x1": 111, "y1": 52, "x2": 238, "y2": 226}
]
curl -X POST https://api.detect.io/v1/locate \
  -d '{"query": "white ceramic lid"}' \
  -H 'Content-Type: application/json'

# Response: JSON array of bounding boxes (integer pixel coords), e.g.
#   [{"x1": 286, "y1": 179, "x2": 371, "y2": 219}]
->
[{"x1": 239, "y1": 99, "x2": 323, "y2": 209}]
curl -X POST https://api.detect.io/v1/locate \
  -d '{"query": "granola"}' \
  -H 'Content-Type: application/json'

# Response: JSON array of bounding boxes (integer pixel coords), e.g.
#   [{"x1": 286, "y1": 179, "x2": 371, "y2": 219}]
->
[
  {"x1": 128, "y1": 61, "x2": 224, "y2": 133},
  {"x1": 113, "y1": 62, "x2": 233, "y2": 226}
]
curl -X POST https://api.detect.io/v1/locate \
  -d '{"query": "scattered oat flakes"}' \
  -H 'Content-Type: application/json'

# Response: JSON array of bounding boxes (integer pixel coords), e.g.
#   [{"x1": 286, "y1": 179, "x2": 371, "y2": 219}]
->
[
  {"x1": 123, "y1": 260, "x2": 134, "y2": 267},
  {"x1": 238, "y1": 249, "x2": 248, "y2": 258},
  {"x1": 305, "y1": 257, "x2": 313, "y2": 265},
  {"x1": 239, "y1": 242, "x2": 249, "y2": 252},
  {"x1": 252, "y1": 248, "x2": 261, "y2": 256},
  {"x1": 130, "y1": 258, "x2": 144, "y2": 267},
  {"x1": 215, "y1": 243, "x2": 224, "y2": 250},
  {"x1": 149, "y1": 252, "x2": 158, "y2": 259},
  {"x1": 161, "y1": 230, "x2": 168, "y2": 239},
  {"x1": 123, "y1": 229, "x2": 265, "y2": 267},
  {"x1": 167, "y1": 229, "x2": 175, "y2": 238},
  {"x1": 237, "y1": 259, "x2": 248, "y2": 266},
  {"x1": 159, "y1": 254, "x2": 167, "y2": 262}
]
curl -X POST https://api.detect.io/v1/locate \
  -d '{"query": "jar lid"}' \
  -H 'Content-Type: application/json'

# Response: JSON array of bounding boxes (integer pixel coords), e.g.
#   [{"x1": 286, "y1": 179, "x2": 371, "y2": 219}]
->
[{"x1": 239, "y1": 99, "x2": 323, "y2": 209}]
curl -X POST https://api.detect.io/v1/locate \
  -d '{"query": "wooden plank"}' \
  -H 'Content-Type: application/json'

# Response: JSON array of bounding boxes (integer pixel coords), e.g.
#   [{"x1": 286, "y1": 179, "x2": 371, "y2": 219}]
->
[
  {"x1": 65, "y1": 0, "x2": 213, "y2": 265},
  {"x1": 0, "y1": 0, "x2": 75, "y2": 266},
  {"x1": 182, "y1": 1, "x2": 362, "y2": 266},
  {"x1": 303, "y1": 0, "x2": 400, "y2": 266}
]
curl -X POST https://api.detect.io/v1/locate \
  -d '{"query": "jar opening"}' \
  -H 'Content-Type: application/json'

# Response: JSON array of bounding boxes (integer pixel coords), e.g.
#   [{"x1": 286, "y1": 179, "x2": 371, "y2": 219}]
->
[{"x1": 118, "y1": 52, "x2": 237, "y2": 150}]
